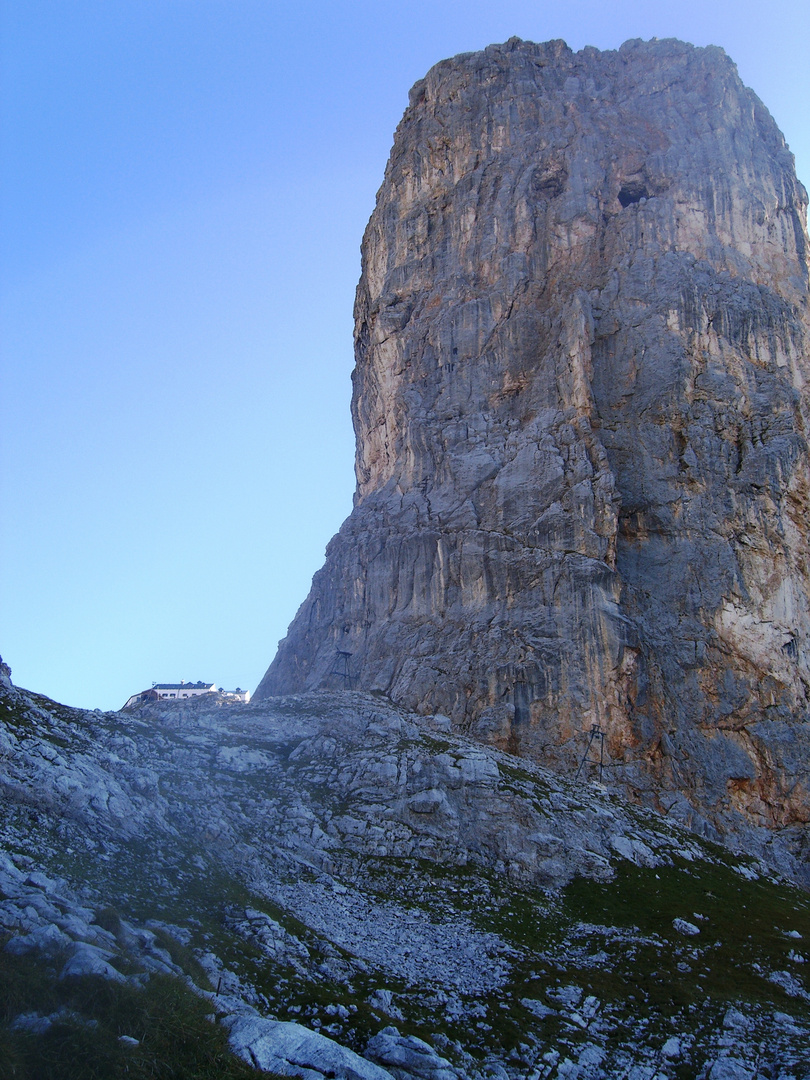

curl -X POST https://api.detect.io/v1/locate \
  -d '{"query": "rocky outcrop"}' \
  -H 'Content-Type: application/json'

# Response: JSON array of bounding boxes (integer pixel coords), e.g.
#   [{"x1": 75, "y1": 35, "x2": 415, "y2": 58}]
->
[{"x1": 256, "y1": 39, "x2": 810, "y2": 860}]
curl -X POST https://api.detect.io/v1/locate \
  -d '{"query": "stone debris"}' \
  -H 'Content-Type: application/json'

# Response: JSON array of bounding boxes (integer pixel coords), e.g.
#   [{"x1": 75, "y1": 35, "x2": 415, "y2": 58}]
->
[
  {"x1": 267, "y1": 877, "x2": 514, "y2": 994},
  {"x1": 672, "y1": 918, "x2": 701, "y2": 937},
  {"x1": 60, "y1": 942, "x2": 128, "y2": 983},
  {"x1": 660, "y1": 1037, "x2": 682, "y2": 1060},
  {"x1": 367, "y1": 990, "x2": 405, "y2": 1021},
  {"x1": 767, "y1": 969, "x2": 810, "y2": 1001},
  {"x1": 707, "y1": 1059, "x2": 756, "y2": 1080},
  {"x1": 722, "y1": 1008, "x2": 750, "y2": 1032},
  {"x1": 520, "y1": 999, "x2": 555, "y2": 1020}
]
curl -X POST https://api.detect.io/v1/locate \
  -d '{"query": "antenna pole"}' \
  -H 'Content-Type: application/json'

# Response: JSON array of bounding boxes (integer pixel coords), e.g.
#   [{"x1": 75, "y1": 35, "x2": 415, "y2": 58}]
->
[
  {"x1": 331, "y1": 649, "x2": 355, "y2": 688},
  {"x1": 575, "y1": 723, "x2": 605, "y2": 783}
]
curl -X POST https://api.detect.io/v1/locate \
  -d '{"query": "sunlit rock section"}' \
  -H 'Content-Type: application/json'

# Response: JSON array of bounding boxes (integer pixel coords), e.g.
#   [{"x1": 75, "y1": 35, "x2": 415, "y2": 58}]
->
[{"x1": 257, "y1": 38, "x2": 810, "y2": 850}]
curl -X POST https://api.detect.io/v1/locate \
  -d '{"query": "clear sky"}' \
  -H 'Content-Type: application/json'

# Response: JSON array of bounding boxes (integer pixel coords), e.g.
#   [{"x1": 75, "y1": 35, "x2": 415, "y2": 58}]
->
[{"x1": 2, "y1": 0, "x2": 808, "y2": 711}]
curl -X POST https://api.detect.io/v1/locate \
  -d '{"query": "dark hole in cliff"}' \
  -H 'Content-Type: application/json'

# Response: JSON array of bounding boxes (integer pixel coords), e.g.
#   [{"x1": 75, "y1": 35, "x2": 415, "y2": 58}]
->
[
  {"x1": 618, "y1": 181, "x2": 649, "y2": 207},
  {"x1": 783, "y1": 636, "x2": 798, "y2": 660},
  {"x1": 531, "y1": 166, "x2": 568, "y2": 199}
]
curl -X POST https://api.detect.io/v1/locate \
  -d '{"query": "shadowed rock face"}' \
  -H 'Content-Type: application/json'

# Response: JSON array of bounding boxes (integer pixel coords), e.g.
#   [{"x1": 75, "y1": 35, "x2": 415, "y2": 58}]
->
[{"x1": 257, "y1": 38, "x2": 810, "y2": 856}]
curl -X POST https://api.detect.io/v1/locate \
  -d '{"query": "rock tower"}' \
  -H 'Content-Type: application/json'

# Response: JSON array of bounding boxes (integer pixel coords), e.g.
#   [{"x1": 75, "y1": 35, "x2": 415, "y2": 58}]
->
[{"x1": 257, "y1": 38, "x2": 810, "y2": 854}]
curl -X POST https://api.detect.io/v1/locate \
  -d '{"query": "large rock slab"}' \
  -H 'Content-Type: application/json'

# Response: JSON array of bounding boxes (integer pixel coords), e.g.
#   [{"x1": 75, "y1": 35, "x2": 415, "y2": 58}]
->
[
  {"x1": 256, "y1": 37, "x2": 810, "y2": 860},
  {"x1": 365, "y1": 1026, "x2": 459, "y2": 1080},
  {"x1": 225, "y1": 1014, "x2": 393, "y2": 1080}
]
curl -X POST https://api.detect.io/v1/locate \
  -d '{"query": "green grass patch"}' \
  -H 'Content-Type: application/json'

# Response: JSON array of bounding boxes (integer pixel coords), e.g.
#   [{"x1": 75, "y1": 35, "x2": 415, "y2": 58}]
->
[
  {"x1": 562, "y1": 857, "x2": 810, "y2": 1014},
  {"x1": 0, "y1": 943, "x2": 272, "y2": 1080}
]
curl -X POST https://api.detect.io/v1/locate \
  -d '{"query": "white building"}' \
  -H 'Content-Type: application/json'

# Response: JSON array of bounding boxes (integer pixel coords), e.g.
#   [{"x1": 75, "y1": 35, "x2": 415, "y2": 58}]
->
[
  {"x1": 123, "y1": 680, "x2": 216, "y2": 709},
  {"x1": 152, "y1": 681, "x2": 215, "y2": 700}
]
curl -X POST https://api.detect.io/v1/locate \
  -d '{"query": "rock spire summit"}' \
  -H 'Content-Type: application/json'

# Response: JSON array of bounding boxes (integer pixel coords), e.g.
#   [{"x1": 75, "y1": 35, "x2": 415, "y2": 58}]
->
[{"x1": 257, "y1": 38, "x2": 810, "y2": 856}]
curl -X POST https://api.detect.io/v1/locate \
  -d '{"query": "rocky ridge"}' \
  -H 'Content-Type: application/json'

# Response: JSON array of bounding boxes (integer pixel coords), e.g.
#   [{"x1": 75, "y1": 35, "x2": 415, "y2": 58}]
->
[
  {"x1": 256, "y1": 37, "x2": 810, "y2": 871},
  {"x1": 2, "y1": 673, "x2": 810, "y2": 1078}
]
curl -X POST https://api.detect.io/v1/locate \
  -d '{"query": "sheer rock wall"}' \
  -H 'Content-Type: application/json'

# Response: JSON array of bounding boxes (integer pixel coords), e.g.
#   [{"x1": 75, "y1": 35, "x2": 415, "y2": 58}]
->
[{"x1": 257, "y1": 38, "x2": 810, "y2": 857}]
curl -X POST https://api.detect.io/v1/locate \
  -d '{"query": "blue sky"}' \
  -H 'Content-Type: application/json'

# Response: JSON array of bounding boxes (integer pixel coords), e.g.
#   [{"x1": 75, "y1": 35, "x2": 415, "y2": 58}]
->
[{"x1": 2, "y1": 0, "x2": 808, "y2": 711}]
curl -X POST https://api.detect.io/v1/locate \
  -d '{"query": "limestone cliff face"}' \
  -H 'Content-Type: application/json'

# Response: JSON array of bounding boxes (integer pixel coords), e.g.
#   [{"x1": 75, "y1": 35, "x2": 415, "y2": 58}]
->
[{"x1": 257, "y1": 38, "x2": 810, "y2": 859}]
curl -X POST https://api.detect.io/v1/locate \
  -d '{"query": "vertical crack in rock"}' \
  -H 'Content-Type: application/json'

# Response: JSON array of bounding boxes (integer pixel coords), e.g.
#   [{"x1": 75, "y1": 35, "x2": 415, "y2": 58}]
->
[{"x1": 256, "y1": 38, "x2": 810, "y2": 862}]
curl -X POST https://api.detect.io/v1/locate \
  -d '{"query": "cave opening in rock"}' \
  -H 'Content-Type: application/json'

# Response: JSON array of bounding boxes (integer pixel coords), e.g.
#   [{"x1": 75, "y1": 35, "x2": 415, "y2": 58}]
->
[{"x1": 618, "y1": 181, "x2": 649, "y2": 207}]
